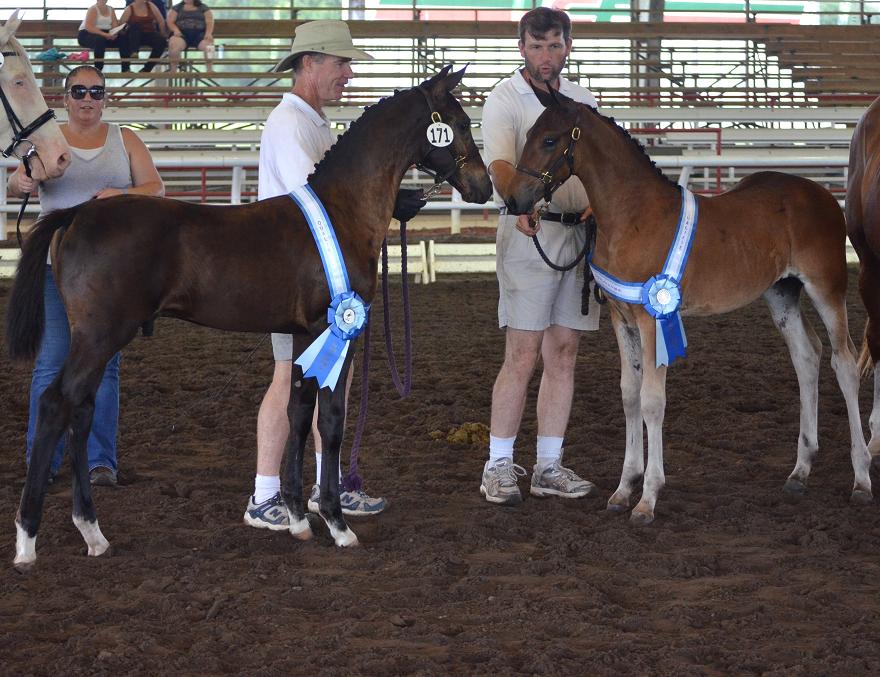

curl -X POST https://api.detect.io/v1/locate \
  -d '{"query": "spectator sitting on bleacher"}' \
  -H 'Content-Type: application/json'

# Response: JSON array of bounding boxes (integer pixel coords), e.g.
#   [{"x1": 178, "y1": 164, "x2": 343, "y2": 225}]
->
[
  {"x1": 125, "y1": 0, "x2": 167, "y2": 20},
  {"x1": 119, "y1": 0, "x2": 168, "y2": 73},
  {"x1": 77, "y1": 0, "x2": 124, "y2": 72},
  {"x1": 167, "y1": 0, "x2": 214, "y2": 72}
]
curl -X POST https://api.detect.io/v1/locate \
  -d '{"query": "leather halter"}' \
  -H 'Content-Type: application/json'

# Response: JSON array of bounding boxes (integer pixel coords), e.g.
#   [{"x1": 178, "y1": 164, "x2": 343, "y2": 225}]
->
[
  {"x1": 0, "y1": 48, "x2": 57, "y2": 246},
  {"x1": 515, "y1": 122, "x2": 581, "y2": 204},
  {"x1": 0, "y1": 50, "x2": 56, "y2": 160},
  {"x1": 414, "y1": 85, "x2": 468, "y2": 198}
]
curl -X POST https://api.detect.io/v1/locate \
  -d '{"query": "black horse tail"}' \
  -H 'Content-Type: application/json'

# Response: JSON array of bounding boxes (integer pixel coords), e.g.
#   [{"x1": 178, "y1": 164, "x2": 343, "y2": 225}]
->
[{"x1": 6, "y1": 206, "x2": 80, "y2": 361}]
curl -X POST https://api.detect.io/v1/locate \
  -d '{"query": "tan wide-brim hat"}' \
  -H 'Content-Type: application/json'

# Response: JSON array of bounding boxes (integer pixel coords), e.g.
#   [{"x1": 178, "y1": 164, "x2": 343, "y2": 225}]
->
[{"x1": 272, "y1": 20, "x2": 373, "y2": 73}]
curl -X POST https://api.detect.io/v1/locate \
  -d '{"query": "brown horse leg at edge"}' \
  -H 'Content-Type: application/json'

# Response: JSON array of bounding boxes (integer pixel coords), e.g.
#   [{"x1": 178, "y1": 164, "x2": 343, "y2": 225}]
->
[{"x1": 846, "y1": 95, "x2": 880, "y2": 469}]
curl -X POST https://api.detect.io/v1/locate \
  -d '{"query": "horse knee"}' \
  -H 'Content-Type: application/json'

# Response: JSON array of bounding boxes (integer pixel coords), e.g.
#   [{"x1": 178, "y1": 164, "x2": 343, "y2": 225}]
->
[
  {"x1": 70, "y1": 398, "x2": 95, "y2": 427},
  {"x1": 36, "y1": 386, "x2": 65, "y2": 424},
  {"x1": 640, "y1": 390, "x2": 666, "y2": 424}
]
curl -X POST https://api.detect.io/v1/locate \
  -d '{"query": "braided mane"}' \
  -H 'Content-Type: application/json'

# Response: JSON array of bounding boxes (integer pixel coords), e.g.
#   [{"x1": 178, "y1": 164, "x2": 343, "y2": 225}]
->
[
  {"x1": 582, "y1": 103, "x2": 678, "y2": 188},
  {"x1": 310, "y1": 70, "x2": 448, "y2": 181}
]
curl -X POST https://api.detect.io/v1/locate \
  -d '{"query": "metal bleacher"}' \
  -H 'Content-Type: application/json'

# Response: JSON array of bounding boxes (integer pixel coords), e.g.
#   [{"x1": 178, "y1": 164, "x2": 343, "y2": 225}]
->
[{"x1": 3, "y1": 4, "x2": 879, "y2": 235}]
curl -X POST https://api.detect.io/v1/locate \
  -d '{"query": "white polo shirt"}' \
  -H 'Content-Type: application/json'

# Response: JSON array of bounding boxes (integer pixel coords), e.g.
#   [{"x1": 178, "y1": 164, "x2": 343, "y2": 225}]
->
[
  {"x1": 258, "y1": 92, "x2": 337, "y2": 200},
  {"x1": 482, "y1": 71, "x2": 597, "y2": 214}
]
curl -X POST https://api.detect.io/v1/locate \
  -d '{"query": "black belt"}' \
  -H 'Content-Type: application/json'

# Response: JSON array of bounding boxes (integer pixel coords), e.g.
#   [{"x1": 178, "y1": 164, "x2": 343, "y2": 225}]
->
[{"x1": 541, "y1": 211, "x2": 584, "y2": 226}]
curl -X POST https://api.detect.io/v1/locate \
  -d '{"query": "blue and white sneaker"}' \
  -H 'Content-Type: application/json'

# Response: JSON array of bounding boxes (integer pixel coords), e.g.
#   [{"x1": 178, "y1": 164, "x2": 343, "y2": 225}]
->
[
  {"x1": 243, "y1": 492, "x2": 290, "y2": 531},
  {"x1": 307, "y1": 484, "x2": 387, "y2": 516}
]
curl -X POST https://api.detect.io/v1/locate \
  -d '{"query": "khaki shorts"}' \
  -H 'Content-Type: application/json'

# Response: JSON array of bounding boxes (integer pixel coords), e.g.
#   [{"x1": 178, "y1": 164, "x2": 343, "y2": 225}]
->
[
  {"x1": 271, "y1": 332, "x2": 293, "y2": 361},
  {"x1": 496, "y1": 215, "x2": 600, "y2": 332}
]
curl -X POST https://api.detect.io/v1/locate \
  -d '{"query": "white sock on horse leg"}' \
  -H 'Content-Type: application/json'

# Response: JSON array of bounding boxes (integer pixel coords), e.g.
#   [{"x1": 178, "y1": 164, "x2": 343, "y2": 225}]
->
[
  {"x1": 253, "y1": 474, "x2": 280, "y2": 503},
  {"x1": 536, "y1": 436, "x2": 564, "y2": 471},
  {"x1": 488, "y1": 435, "x2": 515, "y2": 464},
  {"x1": 314, "y1": 452, "x2": 343, "y2": 486}
]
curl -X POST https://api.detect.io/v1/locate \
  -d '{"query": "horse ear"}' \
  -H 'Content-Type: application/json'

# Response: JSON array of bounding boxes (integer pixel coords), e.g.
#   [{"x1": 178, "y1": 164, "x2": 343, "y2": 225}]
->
[
  {"x1": 445, "y1": 65, "x2": 467, "y2": 92},
  {"x1": 0, "y1": 10, "x2": 22, "y2": 46},
  {"x1": 420, "y1": 64, "x2": 452, "y2": 90},
  {"x1": 556, "y1": 91, "x2": 577, "y2": 109}
]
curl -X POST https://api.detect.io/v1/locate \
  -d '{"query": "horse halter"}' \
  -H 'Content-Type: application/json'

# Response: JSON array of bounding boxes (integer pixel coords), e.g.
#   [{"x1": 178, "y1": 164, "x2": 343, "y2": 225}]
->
[
  {"x1": 515, "y1": 123, "x2": 581, "y2": 205},
  {"x1": 0, "y1": 50, "x2": 56, "y2": 161},
  {"x1": 414, "y1": 85, "x2": 469, "y2": 198},
  {"x1": 0, "y1": 49, "x2": 56, "y2": 247}
]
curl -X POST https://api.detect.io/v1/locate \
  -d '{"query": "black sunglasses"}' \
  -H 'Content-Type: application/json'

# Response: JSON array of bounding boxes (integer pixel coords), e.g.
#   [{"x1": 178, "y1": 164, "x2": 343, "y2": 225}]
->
[{"x1": 67, "y1": 85, "x2": 106, "y2": 100}]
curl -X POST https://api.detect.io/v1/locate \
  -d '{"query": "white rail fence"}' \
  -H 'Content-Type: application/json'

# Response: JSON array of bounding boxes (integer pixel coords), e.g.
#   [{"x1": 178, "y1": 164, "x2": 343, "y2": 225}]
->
[
  {"x1": 0, "y1": 152, "x2": 860, "y2": 279},
  {"x1": 1, "y1": 238, "x2": 861, "y2": 282},
  {"x1": 0, "y1": 151, "x2": 854, "y2": 233}
]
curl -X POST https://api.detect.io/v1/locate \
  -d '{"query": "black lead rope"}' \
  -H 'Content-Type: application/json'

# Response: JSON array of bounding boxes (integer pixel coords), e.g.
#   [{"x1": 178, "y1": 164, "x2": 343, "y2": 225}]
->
[
  {"x1": 342, "y1": 219, "x2": 414, "y2": 493},
  {"x1": 530, "y1": 223, "x2": 589, "y2": 272},
  {"x1": 15, "y1": 148, "x2": 35, "y2": 248},
  {"x1": 530, "y1": 214, "x2": 603, "y2": 316}
]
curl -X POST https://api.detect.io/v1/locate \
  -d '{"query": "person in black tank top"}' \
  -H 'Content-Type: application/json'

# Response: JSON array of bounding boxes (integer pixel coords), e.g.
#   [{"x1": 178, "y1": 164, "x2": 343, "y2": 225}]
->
[{"x1": 119, "y1": 0, "x2": 168, "y2": 72}]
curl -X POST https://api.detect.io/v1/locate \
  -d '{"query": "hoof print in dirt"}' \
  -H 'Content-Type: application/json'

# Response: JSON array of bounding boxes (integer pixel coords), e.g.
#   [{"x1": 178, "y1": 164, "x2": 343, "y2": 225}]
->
[{"x1": 389, "y1": 614, "x2": 413, "y2": 628}]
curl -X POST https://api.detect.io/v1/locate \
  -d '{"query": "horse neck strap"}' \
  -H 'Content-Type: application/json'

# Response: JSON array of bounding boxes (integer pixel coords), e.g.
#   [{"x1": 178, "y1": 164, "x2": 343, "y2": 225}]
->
[
  {"x1": 589, "y1": 188, "x2": 698, "y2": 368},
  {"x1": 288, "y1": 185, "x2": 368, "y2": 390}
]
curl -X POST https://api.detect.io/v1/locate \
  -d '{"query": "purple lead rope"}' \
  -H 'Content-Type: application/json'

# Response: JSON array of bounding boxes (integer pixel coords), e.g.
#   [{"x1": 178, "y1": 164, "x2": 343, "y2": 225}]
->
[{"x1": 341, "y1": 220, "x2": 413, "y2": 492}]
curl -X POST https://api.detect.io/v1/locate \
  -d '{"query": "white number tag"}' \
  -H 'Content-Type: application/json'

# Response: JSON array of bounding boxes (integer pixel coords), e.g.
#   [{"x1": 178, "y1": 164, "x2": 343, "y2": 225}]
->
[
  {"x1": 0, "y1": 52, "x2": 5, "y2": 69},
  {"x1": 427, "y1": 121, "x2": 453, "y2": 148}
]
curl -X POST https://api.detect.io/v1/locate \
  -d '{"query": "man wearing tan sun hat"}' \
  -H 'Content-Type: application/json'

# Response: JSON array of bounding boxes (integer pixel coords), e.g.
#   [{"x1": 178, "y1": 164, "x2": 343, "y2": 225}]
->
[{"x1": 245, "y1": 20, "x2": 426, "y2": 529}]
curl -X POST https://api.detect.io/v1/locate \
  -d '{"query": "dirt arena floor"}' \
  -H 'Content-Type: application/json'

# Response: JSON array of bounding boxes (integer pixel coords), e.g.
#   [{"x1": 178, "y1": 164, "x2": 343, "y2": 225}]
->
[{"x1": 1, "y1": 250, "x2": 879, "y2": 675}]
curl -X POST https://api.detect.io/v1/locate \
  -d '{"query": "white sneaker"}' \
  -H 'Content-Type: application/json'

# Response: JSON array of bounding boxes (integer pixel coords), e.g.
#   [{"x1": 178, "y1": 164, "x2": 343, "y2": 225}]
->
[{"x1": 480, "y1": 458, "x2": 527, "y2": 506}]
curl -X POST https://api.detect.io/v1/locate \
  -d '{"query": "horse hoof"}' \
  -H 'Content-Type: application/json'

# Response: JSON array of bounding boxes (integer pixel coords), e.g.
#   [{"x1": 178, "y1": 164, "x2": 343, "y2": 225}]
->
[
  {"x1": 606, "y1": 492, "x2": 630, "y2": 513},
  {"x1": 850, "y1": 489, "x2": 873, "y2": 506},
  {"x1": 12, "y1": 558, "x2": 35, "y2": 574},
  {"x1": 88, "y1": 540, "x2": 111, "y2": 558},
  {"x1": 783, "y1": 478, "x2": 807, "y2": 500},
  {"x1": 332, "y1": 528, "x2": 359, "y2": 548},
  {"x1": 289, "y1": 517, "x2": 313, "y2": 541},
  {"x1": 629, "y1": 510, "x2": 654, "y2": 527}
]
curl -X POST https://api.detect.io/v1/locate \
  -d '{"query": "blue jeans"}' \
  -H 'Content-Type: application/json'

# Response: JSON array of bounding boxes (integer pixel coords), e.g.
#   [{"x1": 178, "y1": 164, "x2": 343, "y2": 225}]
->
[{"x1": 26, "y1": 266, "x2": 121, "y2": 474}]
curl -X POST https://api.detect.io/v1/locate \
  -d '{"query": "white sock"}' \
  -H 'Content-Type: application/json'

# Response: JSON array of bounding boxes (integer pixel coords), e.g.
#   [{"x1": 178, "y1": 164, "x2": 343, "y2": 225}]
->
[
  {"x1": 253, "y1": 474, "x2": 280, "y2": 504},
  {"x1": 536, "y1": 436, "x2": 563, "y2": 471},
  {"x1": 488, "y1": 435, "x2": 515, "y2": 465},
  {"x1": 314, "y1": 452, "x2": 342, "y2": 486}
]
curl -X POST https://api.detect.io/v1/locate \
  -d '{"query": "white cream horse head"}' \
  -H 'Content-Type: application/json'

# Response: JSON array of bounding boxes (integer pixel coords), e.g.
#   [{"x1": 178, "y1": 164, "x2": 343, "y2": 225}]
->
[{"x1": 0, "y1": 11, "x2": 70, "y2": 180}]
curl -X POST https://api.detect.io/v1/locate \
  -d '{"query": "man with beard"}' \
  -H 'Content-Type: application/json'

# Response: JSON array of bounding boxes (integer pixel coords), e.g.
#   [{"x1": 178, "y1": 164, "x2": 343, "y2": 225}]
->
[
  {"x1": 244, "y1": 20, "x2": 424, "y2": 529},
  {"x1": 479, "y1": 7, "x2": 601, "y2": 506}
]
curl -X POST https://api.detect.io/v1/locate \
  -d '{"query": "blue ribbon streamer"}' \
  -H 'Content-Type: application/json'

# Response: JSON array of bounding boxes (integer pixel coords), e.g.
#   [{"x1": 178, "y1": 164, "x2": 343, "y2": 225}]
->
[
  {"x1": 640, "y1": 274, "x2": 687, "y2": 368},
  {"x1": 295, "y1": 291, "x2": 368, "y2": 389},
  {"x1": 289, "y1": 186, "x2": 368, "y2": 391},
  {"x1": 588, "y1": 187, "x2": 698, "y2": 370}
]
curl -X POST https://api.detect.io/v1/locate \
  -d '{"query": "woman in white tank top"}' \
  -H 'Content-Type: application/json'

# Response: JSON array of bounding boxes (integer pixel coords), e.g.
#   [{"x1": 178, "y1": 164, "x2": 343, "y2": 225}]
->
[
  {"x1": 77, "y1": 0, "x2": 124, "y2": 71},
  {"x1": 6, "y1": 65, "x2": 164, "y2": 487}
]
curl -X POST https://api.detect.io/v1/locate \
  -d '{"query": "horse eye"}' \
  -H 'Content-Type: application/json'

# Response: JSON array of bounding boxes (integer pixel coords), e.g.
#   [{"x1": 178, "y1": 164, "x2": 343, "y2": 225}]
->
[
  {"x1": 457, "y1": 120, "x2": 469, "y2": 132},
  {"x1": 543, "y1": 138, "x2": 556, "y2": 148}
]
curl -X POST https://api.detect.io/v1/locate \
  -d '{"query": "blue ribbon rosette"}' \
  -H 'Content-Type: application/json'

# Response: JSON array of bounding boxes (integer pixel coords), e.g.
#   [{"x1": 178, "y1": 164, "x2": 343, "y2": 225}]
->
[
  {"x1": 641, "y1": 274, "x2": 687, "y2": 368},
  {"x1": 295, "y1": 291, "x2": 368, "y2": 390},
  {"x1": 289, "y1": 184, "x2": 369, "y2": 391}
]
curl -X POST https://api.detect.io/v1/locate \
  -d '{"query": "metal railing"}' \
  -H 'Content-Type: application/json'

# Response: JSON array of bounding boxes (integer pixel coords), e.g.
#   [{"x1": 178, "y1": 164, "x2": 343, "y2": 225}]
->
[
  {"x1": 0, "y1": 152, "x2": 853, "y2": 240},
  {"x1": 7, "y1": 1, "x2": 880, "y2": 25}
]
